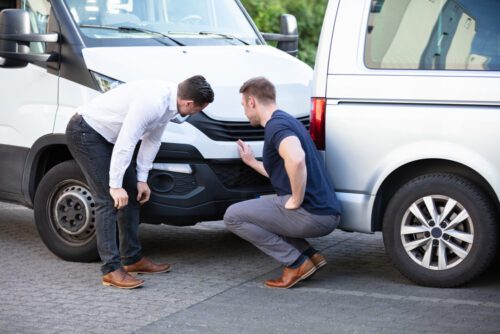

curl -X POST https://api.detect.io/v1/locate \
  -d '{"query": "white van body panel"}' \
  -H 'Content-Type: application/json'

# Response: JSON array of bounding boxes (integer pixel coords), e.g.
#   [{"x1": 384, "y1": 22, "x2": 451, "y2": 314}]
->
[
  {"x1": 327, "y1": 74, "x2": 500, "y2": 105},
  {"x1": 0, "y1": 65, "x2": 58, "y2": 148},
  {"x1": 311, "y1": 0, "x2": 339, "y2": 98},
  {"x1": 54, "y1": 77, "x2": 100, "y2": 136},
  {"x1": 81, "y1": 45, "x2": 312, "y2": 121},
  {"x1": 160, "y1": 122, "x2": 265, "y2": 159},
  {"x1": 335, "y1": 192, "x2": 375, "y2": 233},
  {"x1": 52, "y1": 45, "x2": 312, "y2": 159},
  {"x1": 55, "y1": 90, "x2": 265, "y2": 160},
  {"x1": 327, "y1": 103, "x2": 500, "y2": 192},
  {"x1": 54, "y1": 76, "x2": 263, "y2": 159}
]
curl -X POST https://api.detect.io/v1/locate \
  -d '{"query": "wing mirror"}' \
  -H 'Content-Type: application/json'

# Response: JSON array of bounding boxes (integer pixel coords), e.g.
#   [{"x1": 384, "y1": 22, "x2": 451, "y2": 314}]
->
[
  {"x1": 0, "y1": 9, "x2": 58, "y2": 68},
  {"x1": 262, "y1": 14, "x2": 299, "y2": 57}
]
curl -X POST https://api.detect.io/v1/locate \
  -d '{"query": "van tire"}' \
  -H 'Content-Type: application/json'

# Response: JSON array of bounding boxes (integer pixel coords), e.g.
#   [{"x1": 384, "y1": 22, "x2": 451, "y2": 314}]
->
[
  {"x1": 383, "y1": 173, "x2": 497, "y2": 287},
  {"x1": 34, "y1": 160, "x2": 99, "y2": 262}
]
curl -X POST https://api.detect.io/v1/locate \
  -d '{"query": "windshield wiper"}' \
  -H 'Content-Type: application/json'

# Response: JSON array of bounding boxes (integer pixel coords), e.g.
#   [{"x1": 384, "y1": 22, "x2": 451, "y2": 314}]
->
[
  {"x1": 198, "y1": 31, "x2": 249, "y2": 45},
  {"x1": 167, "y1": 31, "x2": 249, "y2": 45},
  {"x1": 79, "y1": 24, "x2": 184, "y2": 46}
]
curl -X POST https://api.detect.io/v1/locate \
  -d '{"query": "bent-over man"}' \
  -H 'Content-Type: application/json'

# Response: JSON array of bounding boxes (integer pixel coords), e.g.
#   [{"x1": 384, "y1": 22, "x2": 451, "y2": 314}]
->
[{"x1": 66, "y1": 76, "x2": 214, "y2": 289}]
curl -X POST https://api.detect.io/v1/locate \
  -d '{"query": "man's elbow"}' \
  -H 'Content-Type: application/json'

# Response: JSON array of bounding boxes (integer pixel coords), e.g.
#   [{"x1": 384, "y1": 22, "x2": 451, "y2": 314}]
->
[{"x1": 288, "y1": 152, "x2": 306, "y2": 169}]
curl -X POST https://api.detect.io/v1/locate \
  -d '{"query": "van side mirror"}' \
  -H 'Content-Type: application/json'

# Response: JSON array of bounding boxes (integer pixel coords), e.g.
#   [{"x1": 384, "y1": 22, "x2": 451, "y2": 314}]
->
[
  {"x1": 262, "y1": 14, "x2": 299, "y2": 57},
  {"x1": 0, "y1": 9, "x2": 58, "y2": 68}
]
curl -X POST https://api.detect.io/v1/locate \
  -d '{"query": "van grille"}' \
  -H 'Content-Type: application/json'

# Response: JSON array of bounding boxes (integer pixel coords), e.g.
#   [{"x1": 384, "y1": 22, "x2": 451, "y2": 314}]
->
[
  {"x1": 210, "y1": 162, "x2": 271, "y2": 190},
  {"x1": 187, "y1": 112, "x2": 310, "y2": 142}
]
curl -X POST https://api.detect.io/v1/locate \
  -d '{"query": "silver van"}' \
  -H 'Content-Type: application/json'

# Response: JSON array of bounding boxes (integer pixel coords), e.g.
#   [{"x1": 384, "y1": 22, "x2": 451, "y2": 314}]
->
[{"x1": 311, "y1": 0, "x2": 499, "y2": 287}]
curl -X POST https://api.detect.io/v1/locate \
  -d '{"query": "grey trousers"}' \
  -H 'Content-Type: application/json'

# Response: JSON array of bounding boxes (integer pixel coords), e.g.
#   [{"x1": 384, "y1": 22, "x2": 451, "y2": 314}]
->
[{"x1": 224, "y1": 195, "x2": 340, "y2": 266}]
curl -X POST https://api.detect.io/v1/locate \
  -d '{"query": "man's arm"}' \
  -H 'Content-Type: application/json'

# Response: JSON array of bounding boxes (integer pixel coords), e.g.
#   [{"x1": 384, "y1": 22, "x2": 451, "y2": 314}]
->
[
  {"x1": 134, "y1": 123, "x2": 167, "y2": 204},
  {"x1": 278, "y1": 136, "x2": 306, "y2": 210},
  {"x1": 109, "y1": 96, "x2": 157, "y2": 187},
  {"x1": 237, "y1": 139, "x2": 269, "y2": 177},
  {"x1": 109, "y1": 95, "x2": 159, "y2": 208},
  {"x1": 136, "y1": 124, "x2": 165, "y2": 183}
]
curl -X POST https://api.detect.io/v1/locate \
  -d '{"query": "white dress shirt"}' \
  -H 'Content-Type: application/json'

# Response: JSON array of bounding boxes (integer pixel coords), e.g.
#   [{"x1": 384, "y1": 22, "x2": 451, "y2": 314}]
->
[{"x1": 78, "y1": 80, "x2": 177, "y2": 188}]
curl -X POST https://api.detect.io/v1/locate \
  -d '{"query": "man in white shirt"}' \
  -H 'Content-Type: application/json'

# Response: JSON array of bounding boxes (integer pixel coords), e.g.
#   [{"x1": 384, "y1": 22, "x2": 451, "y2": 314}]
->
[{"x1": 66, "y1": 75, "x2": 214, "y2": 289}]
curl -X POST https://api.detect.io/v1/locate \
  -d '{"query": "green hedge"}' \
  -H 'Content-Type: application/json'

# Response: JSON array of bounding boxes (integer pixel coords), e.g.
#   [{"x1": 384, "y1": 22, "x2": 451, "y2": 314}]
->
[{"x1": 240, "y1": 0, "x2": 328, "y2": 67}]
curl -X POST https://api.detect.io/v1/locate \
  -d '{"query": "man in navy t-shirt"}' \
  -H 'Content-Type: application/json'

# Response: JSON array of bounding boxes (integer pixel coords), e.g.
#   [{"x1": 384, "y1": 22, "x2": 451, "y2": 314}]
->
[{"x1": 224, "y1": 77, "x2": 342, "y2": 289}]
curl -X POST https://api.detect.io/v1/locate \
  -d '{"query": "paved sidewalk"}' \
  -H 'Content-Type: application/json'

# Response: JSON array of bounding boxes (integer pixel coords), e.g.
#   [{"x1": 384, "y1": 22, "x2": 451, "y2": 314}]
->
[{"x1": 0, "y1": 202, "x2": 499, "y2": 333}]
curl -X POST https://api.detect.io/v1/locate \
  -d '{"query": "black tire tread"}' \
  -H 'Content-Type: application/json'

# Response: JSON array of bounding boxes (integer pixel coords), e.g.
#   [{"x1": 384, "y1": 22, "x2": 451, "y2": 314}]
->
[{"x1": 34, "y1": 160, "x2": 99, "y2": 262}]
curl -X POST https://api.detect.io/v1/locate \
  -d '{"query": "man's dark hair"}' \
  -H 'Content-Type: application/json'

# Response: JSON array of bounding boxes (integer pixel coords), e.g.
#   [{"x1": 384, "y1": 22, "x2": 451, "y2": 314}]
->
[
  {"x1": 178, "y1": 75, "x2": 214, "y2": 105},
  {"x1": 239, "y1": 77, "x2": 276, "y2": 105}
]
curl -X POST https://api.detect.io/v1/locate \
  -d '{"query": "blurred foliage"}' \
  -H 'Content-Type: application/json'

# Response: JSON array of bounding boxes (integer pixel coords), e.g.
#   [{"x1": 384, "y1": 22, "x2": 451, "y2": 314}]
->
[{"x1": 240, "y1": 0, "x2": 328, "y2": 67}]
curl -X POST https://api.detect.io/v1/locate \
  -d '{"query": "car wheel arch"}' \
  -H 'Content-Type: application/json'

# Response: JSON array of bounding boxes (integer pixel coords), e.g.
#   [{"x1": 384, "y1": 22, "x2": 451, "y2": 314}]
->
[
  {"x1": 22, "y1": 134, "x2": 73, "y2": 207},
  {"x1": 371, "y1": 158, "x2": 499, "y2": 232}
]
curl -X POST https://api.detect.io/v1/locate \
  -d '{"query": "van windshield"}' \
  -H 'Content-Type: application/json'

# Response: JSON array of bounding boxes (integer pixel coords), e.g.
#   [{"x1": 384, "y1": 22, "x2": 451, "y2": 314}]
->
[{"x1": 64, "y1": 0, "x2": 262, "y2": 46}]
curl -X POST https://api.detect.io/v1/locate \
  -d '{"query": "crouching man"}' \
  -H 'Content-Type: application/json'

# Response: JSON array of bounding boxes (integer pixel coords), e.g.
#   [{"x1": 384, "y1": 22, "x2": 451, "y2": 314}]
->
[{"x1": 224, "y1": 77, "x2": 341, "y2": 289}]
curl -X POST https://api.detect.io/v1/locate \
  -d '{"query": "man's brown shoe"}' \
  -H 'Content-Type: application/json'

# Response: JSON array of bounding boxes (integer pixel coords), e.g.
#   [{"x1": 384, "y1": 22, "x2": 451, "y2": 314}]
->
[
  {"x1": 264, "y1": 259, "x2": 317, "y2": 289},
  {"x1": 310, "y1": 252, "x2": 327, "y2": 269},
  {"x1": 123, "y1": 257, "x2": 171, "y2": 274},
  {"x1": 102, "y1": 268, "x2": 144, "y2": 289}
]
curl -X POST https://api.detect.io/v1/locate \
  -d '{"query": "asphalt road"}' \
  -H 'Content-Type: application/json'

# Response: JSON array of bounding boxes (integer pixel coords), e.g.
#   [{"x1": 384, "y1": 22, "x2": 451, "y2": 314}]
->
[{"x1": 1, "y1": 202, "x2": 499, "y2": 334}]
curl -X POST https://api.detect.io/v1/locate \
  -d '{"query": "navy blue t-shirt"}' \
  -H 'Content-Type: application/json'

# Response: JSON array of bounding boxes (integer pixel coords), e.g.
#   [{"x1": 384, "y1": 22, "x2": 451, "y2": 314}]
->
[{"x1": 263, "y1": 110, "x2": 342, "y2": 216}]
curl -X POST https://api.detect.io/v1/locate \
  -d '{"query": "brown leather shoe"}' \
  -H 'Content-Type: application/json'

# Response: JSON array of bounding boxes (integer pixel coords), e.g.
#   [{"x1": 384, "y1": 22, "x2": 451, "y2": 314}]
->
[
  {"x1": 102, "y1": 268, "x2": 144, "y2": 289},
  {"x1": 123, "y1": 257, "x2": 171, "y2": 274},
  {"x1": 310, "y1": 252, "x2": 327, "y2": 269},
  {"x1": 265, "y1": 259, "x2": 317, "y2": 289}
]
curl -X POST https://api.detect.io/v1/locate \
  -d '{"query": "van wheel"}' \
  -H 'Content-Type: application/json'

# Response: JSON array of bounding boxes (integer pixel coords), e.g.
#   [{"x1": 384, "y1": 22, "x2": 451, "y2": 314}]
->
[
  {"x1": 383, "y1": 173, "x2": 497, "y2": 287},
  {"x1": 34, "y1": 160, "x2": 99, "y2": 262}
]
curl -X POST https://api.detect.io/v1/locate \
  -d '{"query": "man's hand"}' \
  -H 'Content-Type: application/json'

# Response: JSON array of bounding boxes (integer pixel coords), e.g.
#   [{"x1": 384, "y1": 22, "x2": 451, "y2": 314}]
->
[
  {"x1": 110, "y1": 188, "x2": 128, "y2": 209},
  {"x1": 237, "y1": 140, "x2": 269, "y2": 177},
  {"x1": 137, "y1": 181, "x2": 151, "y2": 205},
  {"x1": 285, "y1": 196, "x2": 302, "y2": 210},
  {"x1": 237, "y1": 139, "x2": 257, "y2": 166}
]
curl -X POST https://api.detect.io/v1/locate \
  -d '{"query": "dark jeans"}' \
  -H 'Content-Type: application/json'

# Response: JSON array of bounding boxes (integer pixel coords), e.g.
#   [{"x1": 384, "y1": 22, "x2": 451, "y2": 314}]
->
[{"x1": 66, "y1": 114, "x2": 142, "y2": 274}]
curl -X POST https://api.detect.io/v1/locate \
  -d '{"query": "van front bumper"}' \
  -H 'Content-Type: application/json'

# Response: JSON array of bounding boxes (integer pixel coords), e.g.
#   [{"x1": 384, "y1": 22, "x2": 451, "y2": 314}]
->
[{"x1": 140, "y1": 143, "x2": 272, "y2": 225}]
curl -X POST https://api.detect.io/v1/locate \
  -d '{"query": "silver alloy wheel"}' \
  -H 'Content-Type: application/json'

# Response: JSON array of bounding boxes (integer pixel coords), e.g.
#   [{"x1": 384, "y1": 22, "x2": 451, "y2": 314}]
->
[
  {"x1": 401, "y1": 195, "x2": 474, "y2": 270},
  {"x1": 52, "y1": 181, "x2": 96, "y2": 244}
]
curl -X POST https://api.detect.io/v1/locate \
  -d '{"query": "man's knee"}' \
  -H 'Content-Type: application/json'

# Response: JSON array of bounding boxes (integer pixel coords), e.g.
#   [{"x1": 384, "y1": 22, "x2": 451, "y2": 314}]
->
[{"x1": 223, "y1": 202, "x2": 246, "y2": 229}]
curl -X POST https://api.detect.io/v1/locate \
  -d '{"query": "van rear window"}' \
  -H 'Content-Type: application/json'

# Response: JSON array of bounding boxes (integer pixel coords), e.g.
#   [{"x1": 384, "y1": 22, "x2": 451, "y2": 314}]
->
[{"x1": 365, "y1": 0, "x2": 500, "y2": 71}]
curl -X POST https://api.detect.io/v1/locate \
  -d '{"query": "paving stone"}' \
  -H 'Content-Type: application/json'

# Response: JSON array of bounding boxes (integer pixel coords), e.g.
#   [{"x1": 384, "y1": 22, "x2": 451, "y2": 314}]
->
[{"x1": 0, "y1": 202, "x2": 499, "y2": 333}]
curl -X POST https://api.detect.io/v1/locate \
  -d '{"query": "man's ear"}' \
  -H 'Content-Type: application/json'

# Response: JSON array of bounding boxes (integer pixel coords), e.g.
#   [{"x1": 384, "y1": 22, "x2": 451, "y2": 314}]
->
[{"x1": 249, "y1": 96, "x2": 256, "y2": 108}]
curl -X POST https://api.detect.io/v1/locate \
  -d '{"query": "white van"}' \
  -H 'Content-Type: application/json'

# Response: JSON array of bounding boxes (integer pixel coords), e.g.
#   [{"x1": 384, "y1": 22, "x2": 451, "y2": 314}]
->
[
  {"x1": 0, "y1": 0, "x2": 312, "y2": 262},
  {"x1": 311, "y1": 0, "x2": 499, "y2": 287}
]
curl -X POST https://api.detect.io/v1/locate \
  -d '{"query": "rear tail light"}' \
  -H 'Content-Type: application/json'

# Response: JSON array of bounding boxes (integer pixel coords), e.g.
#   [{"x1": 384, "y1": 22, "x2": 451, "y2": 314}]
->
[{"x1": 310, "y1": 97, "x2": 326, "y2": 150}]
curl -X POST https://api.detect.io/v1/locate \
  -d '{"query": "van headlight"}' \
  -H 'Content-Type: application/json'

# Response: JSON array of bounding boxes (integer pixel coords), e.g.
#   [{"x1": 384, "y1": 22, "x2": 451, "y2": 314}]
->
[{"x1": 90, "y1": 71, "x2": 123, "y2": 92}]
